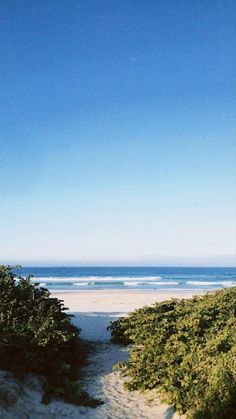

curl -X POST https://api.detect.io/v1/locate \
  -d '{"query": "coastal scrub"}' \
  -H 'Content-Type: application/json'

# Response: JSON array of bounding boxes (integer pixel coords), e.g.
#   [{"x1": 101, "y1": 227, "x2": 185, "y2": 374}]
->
[
  {"x1": 0, "y1": 265, "x2": 101, "y2": 407},
  {"x1": 109, "y1": 287, "x2": 236, "y2": 418}
]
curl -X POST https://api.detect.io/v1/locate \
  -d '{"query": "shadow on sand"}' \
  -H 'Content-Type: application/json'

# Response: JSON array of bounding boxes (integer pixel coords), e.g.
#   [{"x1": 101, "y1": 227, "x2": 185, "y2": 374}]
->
[
  {"x1": 164, "y1": 406, "x2": 177, "y2": 418},
  {"x1": 70, "y1": 311, "x2": 122, "y2": 341}
]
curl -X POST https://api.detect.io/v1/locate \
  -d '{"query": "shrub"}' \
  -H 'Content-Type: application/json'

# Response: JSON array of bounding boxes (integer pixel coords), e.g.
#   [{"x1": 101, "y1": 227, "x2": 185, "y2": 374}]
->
[
  {"x1": 0, "y1": 265, "x2": 101, "y2": 407},
  {"x1": 109, "y1": 287, "x2": 236, "y2": 418}
]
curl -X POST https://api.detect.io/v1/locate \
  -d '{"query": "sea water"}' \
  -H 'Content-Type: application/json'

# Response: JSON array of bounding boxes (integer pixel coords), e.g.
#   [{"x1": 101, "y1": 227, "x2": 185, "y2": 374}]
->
[{"x1": 17, "y1": 266, "x2": 236, "y2": 293}]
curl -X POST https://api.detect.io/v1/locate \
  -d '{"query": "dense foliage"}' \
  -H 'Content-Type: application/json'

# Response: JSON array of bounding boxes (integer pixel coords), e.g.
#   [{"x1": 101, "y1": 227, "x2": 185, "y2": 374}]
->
[
  {"x1": 109, "y1": 287, "x2": 236, "y2": 418},
  {"x1": 0, "y1": 265, "x2": 100, "y2": 407}
]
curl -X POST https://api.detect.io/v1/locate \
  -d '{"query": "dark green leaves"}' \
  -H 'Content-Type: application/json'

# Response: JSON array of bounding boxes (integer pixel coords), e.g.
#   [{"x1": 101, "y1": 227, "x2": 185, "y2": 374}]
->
[
  {"x1": 109, "y1": 288, "x2": 236, "y2": 418},
  {"x1": 0, "y1": 265, "x2": 100, "y2": 407}
]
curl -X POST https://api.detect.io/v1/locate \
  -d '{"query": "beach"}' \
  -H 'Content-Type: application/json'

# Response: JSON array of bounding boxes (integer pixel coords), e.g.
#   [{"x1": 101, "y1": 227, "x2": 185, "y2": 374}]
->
[
  {"x1": 2, "y1": 0, "x2": 235, "y2": 416},
  {"x1": 53, "y1": 289, "x2": 204, "y2": 341}
]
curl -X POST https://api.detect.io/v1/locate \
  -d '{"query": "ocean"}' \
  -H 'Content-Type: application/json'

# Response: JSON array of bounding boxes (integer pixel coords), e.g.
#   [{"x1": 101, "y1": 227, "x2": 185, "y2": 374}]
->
[{"x1": 16, "y1": 266, "x2": 236, "y2": 293}]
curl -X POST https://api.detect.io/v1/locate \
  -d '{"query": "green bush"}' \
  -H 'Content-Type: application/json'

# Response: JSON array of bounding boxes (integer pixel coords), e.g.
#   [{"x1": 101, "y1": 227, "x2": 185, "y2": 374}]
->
[
  {"x1": 109, "y1": 287, "x2": 236, "y2": 418},
  {"x1": 0, "y1": 265, "x2": 101, "y2": 407}
]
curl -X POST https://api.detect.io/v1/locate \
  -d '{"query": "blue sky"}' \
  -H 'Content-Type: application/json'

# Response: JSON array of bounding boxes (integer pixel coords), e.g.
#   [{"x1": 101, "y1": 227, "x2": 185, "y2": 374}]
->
[{"x1": 0, "y1": 0, "x2": 235, "y2": 266}]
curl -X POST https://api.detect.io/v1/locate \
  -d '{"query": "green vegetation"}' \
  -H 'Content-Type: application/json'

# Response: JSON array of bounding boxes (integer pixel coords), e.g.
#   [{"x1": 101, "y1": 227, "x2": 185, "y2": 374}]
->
[
  {"x1": 0, "y1": 265, "x2": 101, "y2": 407},
  {"x1": 109, "y1": 288, "x2": 236, "y2": 418}
]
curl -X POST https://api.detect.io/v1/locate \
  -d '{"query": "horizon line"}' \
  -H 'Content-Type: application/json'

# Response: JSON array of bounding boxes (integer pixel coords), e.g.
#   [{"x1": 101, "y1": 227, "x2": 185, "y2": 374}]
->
[{"x1": 14, "y1": 264, "x2": 236, "y2": 269}]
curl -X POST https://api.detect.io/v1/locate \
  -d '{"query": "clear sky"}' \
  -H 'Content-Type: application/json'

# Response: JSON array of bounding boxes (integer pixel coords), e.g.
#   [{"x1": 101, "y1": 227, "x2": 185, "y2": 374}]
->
[{"x1": 0, "y1": 0, "x2": 235, "y2": 266}]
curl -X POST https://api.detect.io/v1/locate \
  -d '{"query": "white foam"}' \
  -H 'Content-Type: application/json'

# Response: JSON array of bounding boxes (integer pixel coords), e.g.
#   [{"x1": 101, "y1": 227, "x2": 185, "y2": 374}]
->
[
  {"x1": 29, "y1": 276, "x2": 162, "y2": 284},
  {"x1": 124, "y1": 281, "x2": 143, "y2": 286},
  {"x1": 73, "y1": 282, "x2": 89, "y2": 286},
  {"x1": 187, "y1": 280, "x2": 236, "y2": 287},
  {"x1": 38, "y1": 282, "x2": 46, "y2": 287},
  {"x1": 124, "y1": 281, "x2": 179, "y2": 286}
]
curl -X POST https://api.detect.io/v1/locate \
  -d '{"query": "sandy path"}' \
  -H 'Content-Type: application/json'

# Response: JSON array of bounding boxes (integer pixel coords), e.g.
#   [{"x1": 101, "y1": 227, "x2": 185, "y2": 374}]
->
[
  {"x1": 67, "y1": 290, "x2": 190, "y2": 418},
  {"x1": 81, "y1": 342, "x2": 181, "y2": 419}
]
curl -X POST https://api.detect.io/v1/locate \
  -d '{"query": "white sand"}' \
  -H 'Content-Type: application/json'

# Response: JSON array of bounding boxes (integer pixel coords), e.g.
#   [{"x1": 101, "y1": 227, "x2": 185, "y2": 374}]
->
[
  {"x1": 1, "y1": 290, "x2": 201, "y2": 418},
  {"x1": 55, "y1": 289, "x2": 204, "y2": 341}
]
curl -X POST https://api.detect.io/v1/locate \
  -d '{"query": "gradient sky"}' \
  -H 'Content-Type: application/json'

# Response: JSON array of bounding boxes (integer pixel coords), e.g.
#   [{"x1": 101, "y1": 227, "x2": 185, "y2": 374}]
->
[{"x1": 0, "y1": 0, "x2": 236, "y2": 266}]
